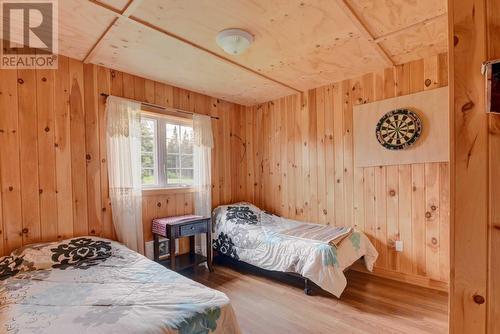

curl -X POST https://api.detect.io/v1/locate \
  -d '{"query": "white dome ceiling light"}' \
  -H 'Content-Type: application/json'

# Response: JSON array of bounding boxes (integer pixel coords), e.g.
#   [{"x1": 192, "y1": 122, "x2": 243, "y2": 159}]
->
[{"x1": 216, "y1": 29, "x2": 254, "y2": 56}]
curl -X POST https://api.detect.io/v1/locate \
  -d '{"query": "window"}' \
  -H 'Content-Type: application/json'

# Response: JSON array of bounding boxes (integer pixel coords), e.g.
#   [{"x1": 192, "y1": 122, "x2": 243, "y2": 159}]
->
[
  {"x1": 140, "y1": 114, "x2": 194, "y2": 188},
  {"x1": 141, "y1": 118, "x2": 158, "y2": 185}
]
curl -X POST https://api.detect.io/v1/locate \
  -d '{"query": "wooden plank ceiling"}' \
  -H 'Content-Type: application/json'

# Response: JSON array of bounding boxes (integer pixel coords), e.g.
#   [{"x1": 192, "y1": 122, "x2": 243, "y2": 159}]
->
[{"x1": 54, "y1": 0, "x2": 447, "y2": 105}]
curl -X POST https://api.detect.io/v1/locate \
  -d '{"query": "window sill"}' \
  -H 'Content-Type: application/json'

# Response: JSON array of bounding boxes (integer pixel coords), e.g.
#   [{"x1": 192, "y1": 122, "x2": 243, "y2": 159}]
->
[{"x1": 142, "y1": 187, "x2": 195, "y2": 196}]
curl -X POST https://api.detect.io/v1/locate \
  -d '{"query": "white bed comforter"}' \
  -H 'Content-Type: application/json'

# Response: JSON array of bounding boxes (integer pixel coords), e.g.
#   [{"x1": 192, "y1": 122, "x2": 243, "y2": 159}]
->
[
  {"x1": 0, "y1": 237, "x2": 240, "y2": 334},
  {"x1": 213, "y1": 203, "x2": 378, "y2": 297}
]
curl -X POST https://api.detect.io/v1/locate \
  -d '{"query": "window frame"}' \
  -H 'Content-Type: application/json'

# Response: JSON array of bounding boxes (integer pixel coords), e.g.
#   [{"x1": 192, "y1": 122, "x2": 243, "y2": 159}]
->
[
  {"x1": 140, "y1": 117, "x2": 159, "y2": 187},
  {"x1": 140, "y1": 112, "x2": 194, "y2": 189}
]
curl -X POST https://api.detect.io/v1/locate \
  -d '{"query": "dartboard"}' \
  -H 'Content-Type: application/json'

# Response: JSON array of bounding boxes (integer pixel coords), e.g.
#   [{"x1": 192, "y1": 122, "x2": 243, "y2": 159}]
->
[{"x1": 375, "y1": 109, "x2": 422, "y2": 150}]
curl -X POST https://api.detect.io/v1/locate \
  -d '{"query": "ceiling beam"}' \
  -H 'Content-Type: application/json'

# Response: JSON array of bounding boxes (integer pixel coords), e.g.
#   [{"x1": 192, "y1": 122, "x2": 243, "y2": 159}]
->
[
  {"x1": 373, "y1": 13, "x2": 447, "y2": 43},
  {"x1": 335, "y1": 0, "x2": 395, "y2": 67},
  {"x1": 83, "y1": 0, "x2": 143, "y2": 63},
  {"x1": 82, "y1": 0, "x2": 447, "y2": 96},
  {"x1": 82, "y1": 16, "x2": 119, "y2": 63},
  {"x1": 126, "y1": 16, "x2": 301, "y2": 93},
  {"x1": 121, "y1": 0, "x2": 143, "y2": 17},
  {"x1": 87, "y1": 0, "x2": 121, "y2": 14},
  {"x1": 85, "y1": 0, "x2": 302, "y2": 94}
]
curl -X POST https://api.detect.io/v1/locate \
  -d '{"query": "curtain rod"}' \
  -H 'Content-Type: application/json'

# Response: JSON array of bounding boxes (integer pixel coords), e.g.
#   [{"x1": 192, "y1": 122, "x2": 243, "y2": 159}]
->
[{"x1": 100, "y1": 93, "x2": 220, "y2": 120}]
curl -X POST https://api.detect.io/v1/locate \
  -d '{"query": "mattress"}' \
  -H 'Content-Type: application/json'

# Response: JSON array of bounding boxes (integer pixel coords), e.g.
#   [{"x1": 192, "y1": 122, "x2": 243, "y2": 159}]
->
[
  {"x1": 213, "y1": 203, "x2": 378, "y2": 297},
  {"x1": 0, "y1": 237, "x2": 241, "y2": 334}
]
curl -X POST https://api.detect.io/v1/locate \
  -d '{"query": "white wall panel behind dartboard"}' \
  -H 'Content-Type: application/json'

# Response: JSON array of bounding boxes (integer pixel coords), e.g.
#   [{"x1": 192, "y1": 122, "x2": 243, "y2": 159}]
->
[{"x1": 353, "y1": 86, "x2": 449, "y2": 167}]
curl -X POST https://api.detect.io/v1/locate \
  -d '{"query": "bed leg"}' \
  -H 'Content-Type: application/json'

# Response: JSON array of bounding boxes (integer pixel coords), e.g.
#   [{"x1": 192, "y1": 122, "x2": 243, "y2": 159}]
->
[{"x1": 304, "y1": 278, "x2": 312, "y2": 295}]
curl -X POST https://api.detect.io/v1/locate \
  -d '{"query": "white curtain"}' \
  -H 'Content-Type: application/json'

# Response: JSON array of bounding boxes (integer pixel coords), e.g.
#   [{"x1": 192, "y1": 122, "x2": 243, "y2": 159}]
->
[
  {"x1": 105, "y1": 96, "x2": 144, "y2": 254},
  {"x1": 193, "y1": 114, "x2": 214, "y2": 256}
]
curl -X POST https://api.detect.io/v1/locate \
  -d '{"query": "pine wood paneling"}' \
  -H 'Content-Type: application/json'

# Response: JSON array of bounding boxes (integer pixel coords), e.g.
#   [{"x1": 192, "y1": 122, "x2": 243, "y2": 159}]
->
[
  {"x1": 386, "y1": 165, "x2": 399, "y2": 270},
  {"x1": 97, "y1": 66, "x2": 113, "y2": 240},
  {"x1": 449, "y1": 0, "x2": 488, "y2": 331},
  {"x1": 84, "y1": 63, "x2": 102, "y2": 237},
  {"x1": 324, "y1": 87, "x2": 335, "y2": 226},
  {"x1": 344, "y1": 79, "x2": 355, "y2": 228},
  {"x1": 398, "y1": 164, "x2": 413, "y2": 274},
  {"x1": 450, "y1": 0, "x2": 500, "y2": 332},
  {"x1": 0, "y1": 181, "x2": 3, "y2": 255},
  {"x1": 236, "y1": 54, "x2": 450, "y2": 287},
  {"x1": 487, "y1": 0, "x2": 500, "y2": 332},
  {"x1": 54, "y1": 56, "x2": 74, "y2": 240},
  {"x1": 0, "y1": 55, "x2": 240, "y2": 256},
  {"x1": 69, "y1": 59, "x2": 89, "y2": 237},
  {"x1": 37, "y1": 68, "x2": 58, "y2": 242},
  {"x1": 18, "y1": 68, "x2": 41, "y2": 244},
  {"x1": 0, "y1": 68, "x2": 23, "y2": 253},
  {"x1": 411, "y1": 164, "x2": 426, "y2": 276}
]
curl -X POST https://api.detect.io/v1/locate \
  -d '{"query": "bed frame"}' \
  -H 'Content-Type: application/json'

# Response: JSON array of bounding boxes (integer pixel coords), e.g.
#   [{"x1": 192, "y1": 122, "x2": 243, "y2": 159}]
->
[{"x1": 214, "y1": 252, "x2": 314, "y2": 295}]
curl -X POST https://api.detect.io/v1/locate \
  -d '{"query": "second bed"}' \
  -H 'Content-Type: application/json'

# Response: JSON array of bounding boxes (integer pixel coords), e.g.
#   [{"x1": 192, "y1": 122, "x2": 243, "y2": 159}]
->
[{"x1": 212, "y1": 202, "x2": 378, "y2": 298}]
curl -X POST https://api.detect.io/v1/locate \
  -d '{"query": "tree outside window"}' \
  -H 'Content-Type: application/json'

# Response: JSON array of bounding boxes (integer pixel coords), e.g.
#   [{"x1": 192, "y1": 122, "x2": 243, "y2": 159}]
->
[{"x1": 140, "y1": 115, "x2": 193, "y2": 187}]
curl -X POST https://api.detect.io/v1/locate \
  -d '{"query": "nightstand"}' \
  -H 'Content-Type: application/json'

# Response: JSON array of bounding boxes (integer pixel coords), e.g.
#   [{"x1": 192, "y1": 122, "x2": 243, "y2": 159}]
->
[{"x1": 152, "y1": 215, "x2": 213, "y2": 272}]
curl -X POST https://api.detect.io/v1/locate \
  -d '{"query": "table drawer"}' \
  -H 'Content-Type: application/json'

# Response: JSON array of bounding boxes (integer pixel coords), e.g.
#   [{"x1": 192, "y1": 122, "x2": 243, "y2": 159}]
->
[{"x1": 179, "y1": 221, "x2": 207, "y2": 237}]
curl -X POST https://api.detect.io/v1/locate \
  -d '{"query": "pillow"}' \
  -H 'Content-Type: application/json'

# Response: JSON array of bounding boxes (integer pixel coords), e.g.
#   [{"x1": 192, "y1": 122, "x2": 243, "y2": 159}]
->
[
  {"x1": 0, "y1": 255, "x2": 23, "y2": 280},
  {"x1": 225, "y1": 203, "x2": 260, "y2": 225},
  {"x1": 50, "y1": 237, "x2": 112, "y2": 270},
  {"x1": 11, "y1": 241, "x2": 58, "y2": 271},
  {"x1": 11, "y1": 237, "x2": 113, "y2": 271}
]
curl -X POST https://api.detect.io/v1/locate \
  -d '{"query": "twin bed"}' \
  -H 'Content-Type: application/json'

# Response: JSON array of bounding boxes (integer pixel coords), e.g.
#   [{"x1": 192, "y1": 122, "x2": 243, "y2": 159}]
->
[
  {"x1": 212, "y1": 203, "x2": 378, "y2": 298},
  {"x1": 1, "y1": 202, "x2": 377, "y2": 333}
]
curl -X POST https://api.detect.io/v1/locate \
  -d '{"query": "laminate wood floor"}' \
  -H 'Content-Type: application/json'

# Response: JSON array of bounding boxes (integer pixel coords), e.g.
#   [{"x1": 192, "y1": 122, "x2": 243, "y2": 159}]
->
[{"x1": 185, "y1": 259, "x2": 448, "y2": 334}]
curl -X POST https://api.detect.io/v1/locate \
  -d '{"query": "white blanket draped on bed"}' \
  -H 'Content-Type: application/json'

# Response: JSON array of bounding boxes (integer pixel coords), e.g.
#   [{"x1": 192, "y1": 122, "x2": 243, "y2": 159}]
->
[
  {"x1": 0, "y1": 237, "x2": 240, "y2": 334},
  {"x1": 213, "y1": 203, "x2": 378, "y2": 298}
]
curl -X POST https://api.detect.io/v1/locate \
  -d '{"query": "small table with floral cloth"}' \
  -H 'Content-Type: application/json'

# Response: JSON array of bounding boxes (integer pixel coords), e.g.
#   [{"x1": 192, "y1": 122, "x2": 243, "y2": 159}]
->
[{"x1": 152, "y1": 215, "x2": 213, "y2": 272}]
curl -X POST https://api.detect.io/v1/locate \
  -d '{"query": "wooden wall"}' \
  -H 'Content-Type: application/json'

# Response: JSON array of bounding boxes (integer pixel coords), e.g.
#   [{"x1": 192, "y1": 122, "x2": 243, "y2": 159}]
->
[
  {"x1": 0, "y1": 51, "x2": 452, "y2": 289},
  {"x1": 0, "y1": 55, "x2": 242, "y2": 256},
  {"x1": 233, "y1": 53, "x2": 450, "y2": 288},
  {"x1": 488, "y1": 0, "x2": 500, "y2": 330},
  {"x1": 449, "y1": 0, "x2": 500, "y2": 332}
]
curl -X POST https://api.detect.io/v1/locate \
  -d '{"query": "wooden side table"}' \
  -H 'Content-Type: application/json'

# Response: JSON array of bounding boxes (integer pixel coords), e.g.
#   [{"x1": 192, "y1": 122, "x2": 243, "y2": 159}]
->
[{"x1": 153, "y1": 216, "x2": 213, "y2": 272}]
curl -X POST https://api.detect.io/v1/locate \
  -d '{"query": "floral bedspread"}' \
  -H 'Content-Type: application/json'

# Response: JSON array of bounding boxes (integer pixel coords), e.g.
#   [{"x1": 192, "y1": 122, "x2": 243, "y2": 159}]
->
[
  {"x1": 213, "y1": 203, "x2": 379, "y2": 298},
  {"x1": 0, "y1": 237, "x2": 240, "y2": 334}
]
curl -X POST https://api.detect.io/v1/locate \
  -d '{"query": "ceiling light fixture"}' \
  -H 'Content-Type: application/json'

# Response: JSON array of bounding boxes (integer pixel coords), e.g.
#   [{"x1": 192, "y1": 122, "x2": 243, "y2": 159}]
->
[{"x1": 216, "y1": 28, "x2": 254, "y2": 56}]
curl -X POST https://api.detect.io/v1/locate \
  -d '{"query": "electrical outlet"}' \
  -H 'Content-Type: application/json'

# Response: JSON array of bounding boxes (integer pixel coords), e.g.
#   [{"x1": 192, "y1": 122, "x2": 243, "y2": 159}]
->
[{"x1": 395, "y1": 240, "x2": 404, "y2": 252}]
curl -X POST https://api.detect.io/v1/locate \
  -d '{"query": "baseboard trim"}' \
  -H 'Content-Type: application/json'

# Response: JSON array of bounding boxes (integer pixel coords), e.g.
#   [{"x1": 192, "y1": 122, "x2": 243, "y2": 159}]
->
[{"x1": 350, "y1": 262, "x2": 449, "y2": 292}]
